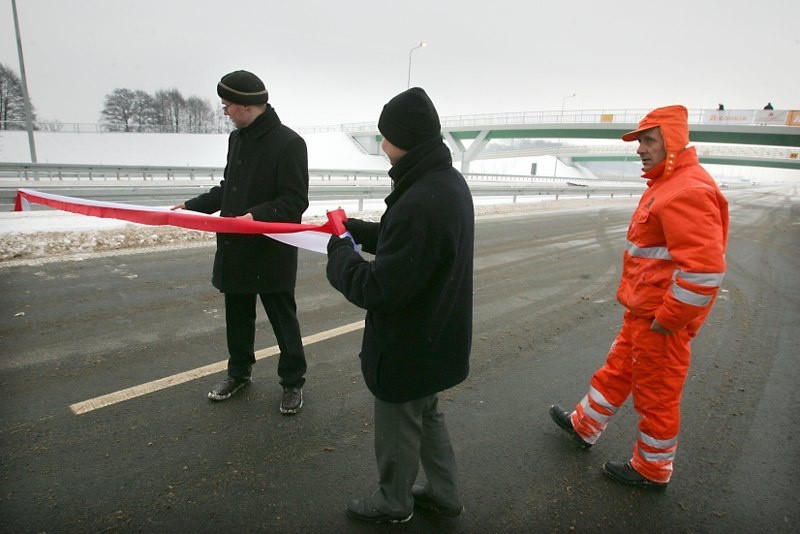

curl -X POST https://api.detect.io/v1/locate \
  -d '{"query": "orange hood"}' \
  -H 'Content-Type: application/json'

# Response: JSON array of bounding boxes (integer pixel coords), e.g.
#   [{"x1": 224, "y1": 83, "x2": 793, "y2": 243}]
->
[{"x1": 622, "y1": 105, "x2": 690, "y2": 178}]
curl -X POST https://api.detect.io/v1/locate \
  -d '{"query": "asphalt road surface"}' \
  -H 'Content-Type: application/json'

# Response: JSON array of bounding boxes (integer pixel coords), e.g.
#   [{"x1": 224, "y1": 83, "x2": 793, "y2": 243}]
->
[{"x1": 1, "y1": 187, "x2": 798, "y2": 532}]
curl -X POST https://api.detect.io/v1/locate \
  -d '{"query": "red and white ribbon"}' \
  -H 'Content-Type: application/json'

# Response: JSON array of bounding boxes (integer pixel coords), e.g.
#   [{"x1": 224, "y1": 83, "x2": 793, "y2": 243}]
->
[{"x1": 14, "y1": 188, "x2": 347, "y2": 254}]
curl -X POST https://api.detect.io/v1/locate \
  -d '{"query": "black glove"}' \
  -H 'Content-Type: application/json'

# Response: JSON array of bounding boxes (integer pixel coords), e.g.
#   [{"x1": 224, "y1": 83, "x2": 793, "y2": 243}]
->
[
  {"x1": 343, "y1": 218, "x2": 371, "y2": 244},
  {"x1": 343, "y1": 218, "x2": 379, "y2": 252},
  {"x1": 327, "y1": 234, "x2": 356, "y2": 256}
]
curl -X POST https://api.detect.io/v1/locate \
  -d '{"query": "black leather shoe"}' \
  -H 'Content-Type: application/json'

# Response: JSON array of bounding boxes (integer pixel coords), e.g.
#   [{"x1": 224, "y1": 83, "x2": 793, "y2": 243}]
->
[
  {"x1": 549, "y1": 404, "x2": 592, "y2": 449},
  {"x1": 602, "y1": 461, "x2": 668, "y2": 489},
  {"x1": 412, "y1": 485, "x2": 462, "y2": 517},
  {"x1": 345, "y1": 497, "x2": 412, "y2": 524}
]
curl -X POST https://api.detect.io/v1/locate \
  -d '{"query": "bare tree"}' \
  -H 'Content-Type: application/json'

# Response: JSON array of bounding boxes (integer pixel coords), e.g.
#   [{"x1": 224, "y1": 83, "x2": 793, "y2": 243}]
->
[
  {"x1": 184, "y1": 96, "x2": 213, "y2": 133},
  {"x1": 0, "y1": 63, "x2": 37, "y2": 130},
  {"x1": 100, "y1": 86, "x2": 219, "y2": 133},
  {"x1": 130, "y1": 90, "x2": 157, "y2": 131},
  {"x1": 153, "y1": 89, "x2": 186, "y2": 133},
  {"x1": 101, "y1": 88, "x2": 137, "y2": 131}
]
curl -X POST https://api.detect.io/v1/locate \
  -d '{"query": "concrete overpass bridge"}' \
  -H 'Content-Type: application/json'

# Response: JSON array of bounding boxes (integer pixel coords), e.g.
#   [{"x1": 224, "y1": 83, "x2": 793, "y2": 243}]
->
[{"x1": 345, "y1": 108, "x2": 800, "y2": 173}]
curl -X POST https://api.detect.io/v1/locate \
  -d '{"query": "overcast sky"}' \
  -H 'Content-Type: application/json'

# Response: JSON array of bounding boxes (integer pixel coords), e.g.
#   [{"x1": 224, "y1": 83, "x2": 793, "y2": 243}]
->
[{"x1": 2, "y1": 0, "x2": 798, "y2": 128}]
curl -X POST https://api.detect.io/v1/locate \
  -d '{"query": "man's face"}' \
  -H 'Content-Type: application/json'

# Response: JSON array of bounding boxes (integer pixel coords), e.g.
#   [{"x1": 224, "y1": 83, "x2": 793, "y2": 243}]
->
[
  {"x1": 636, "y1": 127, "x2": 667, "y2": 171},
  {"x1": 222, "y1": 100, "x2": 249, "y2": 129},
  {"x1": 381, "y1": 137, "x2": 407, "y2": 166}
]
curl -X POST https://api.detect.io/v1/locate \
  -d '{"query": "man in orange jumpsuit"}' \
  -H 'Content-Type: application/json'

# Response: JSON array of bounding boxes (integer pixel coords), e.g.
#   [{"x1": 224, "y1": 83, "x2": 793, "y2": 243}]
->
[{"x1": 550, "y1": 105, "x2": 729, "y2": 488}]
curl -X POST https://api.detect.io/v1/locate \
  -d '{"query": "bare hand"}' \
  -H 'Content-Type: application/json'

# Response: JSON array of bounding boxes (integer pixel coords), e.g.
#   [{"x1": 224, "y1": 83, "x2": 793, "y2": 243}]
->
[
  {"x1": 171, "y1": 202, "x2": 186, "y2": 211},
  {"x1": 237, "y1": 213, "x2": 254, "y2": 220}
]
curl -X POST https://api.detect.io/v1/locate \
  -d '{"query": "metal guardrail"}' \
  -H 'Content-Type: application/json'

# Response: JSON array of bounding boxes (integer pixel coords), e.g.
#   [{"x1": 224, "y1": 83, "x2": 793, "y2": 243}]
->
[
  {"x1": 0, "y1": 165, "x2": 648, "y2": 212},
  {"x1": 0, "y1": 162, "x2": 388, "y2": 182},
  {"x1": 0, "y1": 163, "x2": 644, "y2": 186}
]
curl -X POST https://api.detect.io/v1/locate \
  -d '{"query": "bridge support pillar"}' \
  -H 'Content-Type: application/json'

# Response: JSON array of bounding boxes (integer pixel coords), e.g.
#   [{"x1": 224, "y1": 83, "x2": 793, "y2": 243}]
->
[
  {"x1": 444, "y1": 129, "x2": 490, "y2": 175},
  {"x1": 351, "y1": 134, "x2": 382, "y2": 155}
]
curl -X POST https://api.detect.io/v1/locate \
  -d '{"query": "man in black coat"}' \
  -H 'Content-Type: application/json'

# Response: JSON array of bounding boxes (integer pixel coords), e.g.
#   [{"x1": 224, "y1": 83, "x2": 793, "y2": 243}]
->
[
  {"x1": 173, "y1": 70, "x2": 309, "y2": 414},
  {"x1": 327, "y1": 87, "x2": 474, "y2": 524}
]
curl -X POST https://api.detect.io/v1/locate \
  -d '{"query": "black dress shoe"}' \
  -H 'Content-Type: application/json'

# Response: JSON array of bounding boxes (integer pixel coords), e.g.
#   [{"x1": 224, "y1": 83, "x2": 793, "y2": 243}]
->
[
  {"x1": 602, "y1": 461, "x2": 668, "y2": 490},
  {"x1": 345, "y1": 497, "x2": 412, "y2": 524},
  {"x1": 412, "y1": 485, "x2": 463, "y2": 517},
  {"x1": 549, "y1": 404, "x2": 592, "y2": 449}
]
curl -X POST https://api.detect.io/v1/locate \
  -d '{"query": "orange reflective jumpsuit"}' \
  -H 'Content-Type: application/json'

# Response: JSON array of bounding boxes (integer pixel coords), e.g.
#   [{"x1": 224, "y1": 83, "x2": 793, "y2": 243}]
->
[{"x1": 570, "y1": 106, "x2": 729, "y2": 483}]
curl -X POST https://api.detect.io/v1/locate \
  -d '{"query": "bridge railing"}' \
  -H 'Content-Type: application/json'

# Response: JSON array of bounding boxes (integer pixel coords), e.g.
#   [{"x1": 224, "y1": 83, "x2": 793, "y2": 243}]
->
[
  {"x1": 5, "y1": 108, "x2": 796, "y2": 136},
  {"x1": 339, "y1": 108, "x2": 799, "y2": 133},
  {"x1": 479, "y1": 143, "x2": 799, "y2": 160}
]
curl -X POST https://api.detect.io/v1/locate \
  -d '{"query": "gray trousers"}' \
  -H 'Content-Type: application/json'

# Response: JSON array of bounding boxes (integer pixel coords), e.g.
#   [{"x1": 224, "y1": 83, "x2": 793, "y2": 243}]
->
[{"x1": 371, "y1": 393, "x2": 462, "y2": 516}]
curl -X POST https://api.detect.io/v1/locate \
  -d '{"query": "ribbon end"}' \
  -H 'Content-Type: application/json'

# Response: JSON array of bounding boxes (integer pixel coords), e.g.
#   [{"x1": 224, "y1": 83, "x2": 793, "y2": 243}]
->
[
  {"x1": 14, "y1": 192, "x2": 30, "y2": 212},
  {"x1": 326, "y1": 208, "x2": 348, "y2": 236}
]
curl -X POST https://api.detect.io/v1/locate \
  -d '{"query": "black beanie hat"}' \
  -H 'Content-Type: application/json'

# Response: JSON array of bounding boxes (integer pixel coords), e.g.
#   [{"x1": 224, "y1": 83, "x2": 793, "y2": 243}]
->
[
  {"x1": 217, "y1": 70, "x2": 269, "y2": 105},
  {"x1": 378, "y1": 87, "x2": 441, "y2": 150}
]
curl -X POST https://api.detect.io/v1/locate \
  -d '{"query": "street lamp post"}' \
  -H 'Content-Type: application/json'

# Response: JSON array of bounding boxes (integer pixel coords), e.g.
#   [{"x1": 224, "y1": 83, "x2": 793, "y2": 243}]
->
[
  {"x1": 11, "y1": 0, "x2": 38, "y2": 171},
  {"x1": 553, "y1": 93, "x2": 577, "y2": 178},
  {"x1": 407, "y1": 41, "x2": 428, "y2": 89}
]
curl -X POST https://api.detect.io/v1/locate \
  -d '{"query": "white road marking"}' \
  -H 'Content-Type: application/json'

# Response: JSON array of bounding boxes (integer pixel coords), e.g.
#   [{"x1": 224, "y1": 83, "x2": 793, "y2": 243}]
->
[{"x1": 69, "y1": 320, "x2": 364, "y2": 415}]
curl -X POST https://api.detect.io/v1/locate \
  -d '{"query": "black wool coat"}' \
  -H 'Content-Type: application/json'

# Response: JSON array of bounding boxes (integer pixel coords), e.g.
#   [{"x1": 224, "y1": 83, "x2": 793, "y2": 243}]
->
[
  {"x1": 327, "y1": 138, "x2": 474, "y2": 402},
  {"x1": 184, "y1": 106, "x2": 309, "y2": 294}
]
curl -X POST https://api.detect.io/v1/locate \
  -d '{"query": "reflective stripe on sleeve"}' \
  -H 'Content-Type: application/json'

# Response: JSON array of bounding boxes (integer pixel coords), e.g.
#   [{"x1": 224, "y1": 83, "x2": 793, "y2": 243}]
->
[
  {"x1": 625, "y1": 240, "x2": 672, "y2": 260},
  {"x1": 671, "y1": 283, "x2": 714, "y2": 306},
  {"x1": 676, "y1": 270, "x2": 725, "y2": 287}
]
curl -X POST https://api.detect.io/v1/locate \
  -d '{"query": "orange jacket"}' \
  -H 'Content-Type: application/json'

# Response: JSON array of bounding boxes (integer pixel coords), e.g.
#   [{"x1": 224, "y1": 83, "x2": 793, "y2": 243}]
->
[{"x1": 617, "y1": 106, "x2": 729, "y2": 335}]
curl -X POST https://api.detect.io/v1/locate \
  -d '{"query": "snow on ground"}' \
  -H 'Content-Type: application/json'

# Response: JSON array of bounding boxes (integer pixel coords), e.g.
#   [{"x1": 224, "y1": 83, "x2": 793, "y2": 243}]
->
[{"x1": 0, "y1": 130, "x2": 389, "y2": 171}]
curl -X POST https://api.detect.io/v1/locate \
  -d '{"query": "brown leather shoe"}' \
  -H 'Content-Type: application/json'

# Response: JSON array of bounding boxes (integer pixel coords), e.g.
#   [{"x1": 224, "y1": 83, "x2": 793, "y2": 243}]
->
[
  {"x1": 549, "y1": 404, "x2": 592, "y2": 449},
  {"x1": 602, "y1": 461, "x2": 668, "y2": 490}
]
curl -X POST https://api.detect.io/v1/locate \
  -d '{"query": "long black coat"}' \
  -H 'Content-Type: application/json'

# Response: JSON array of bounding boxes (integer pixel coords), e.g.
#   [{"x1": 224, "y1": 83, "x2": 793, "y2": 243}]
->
[
  {"x1": 185, "y1": 106, "x2": 309, "y2": 294},
  {"x1": 327, "y1": 138, "x2": 474, "y2": 402}
]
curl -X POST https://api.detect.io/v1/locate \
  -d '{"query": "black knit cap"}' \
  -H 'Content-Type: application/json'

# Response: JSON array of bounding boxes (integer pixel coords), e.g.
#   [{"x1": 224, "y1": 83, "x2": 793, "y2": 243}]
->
[
  {"x1": 217, "y1": 70, "x2": 269, "y2": 105},
  {"x1": 378, "y1": 87, "x2": 441, "y2": 150}
]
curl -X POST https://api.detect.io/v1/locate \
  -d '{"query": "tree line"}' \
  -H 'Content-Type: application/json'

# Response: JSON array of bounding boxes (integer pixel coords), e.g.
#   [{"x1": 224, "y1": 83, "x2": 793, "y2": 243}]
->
[
  {"x1": 100, "y1": 87, "x2": 229, "y2": 133},
  {"x1": 0, "y1": 62, "x2": 230, "y2": 133}
]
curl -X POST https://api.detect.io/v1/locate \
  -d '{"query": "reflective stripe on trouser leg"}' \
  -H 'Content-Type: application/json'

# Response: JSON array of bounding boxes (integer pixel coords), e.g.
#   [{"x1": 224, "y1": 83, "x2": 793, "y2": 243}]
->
[
  {"x1": 629, "y1": 319, "x2": 692, "y2": 484},
  {"x1": 571, "y1": 313, "x2": 636, "y2": 444}
]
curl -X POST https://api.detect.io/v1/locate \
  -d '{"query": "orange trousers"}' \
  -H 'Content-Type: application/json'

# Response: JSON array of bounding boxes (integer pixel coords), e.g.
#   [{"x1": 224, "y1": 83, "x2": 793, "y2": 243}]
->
[{"x1": 570, "y1": 310, "x2": 693, "y2": 483}]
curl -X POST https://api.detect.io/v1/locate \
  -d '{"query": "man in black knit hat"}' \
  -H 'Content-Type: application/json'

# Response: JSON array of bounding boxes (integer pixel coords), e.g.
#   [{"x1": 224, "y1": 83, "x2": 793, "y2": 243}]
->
[
  {"x1": 173, "y1": 70, "x2": 309, "y2": 414},
  {"x1": 327, "y1": 87, "x2": 474, "y2": 524}
]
